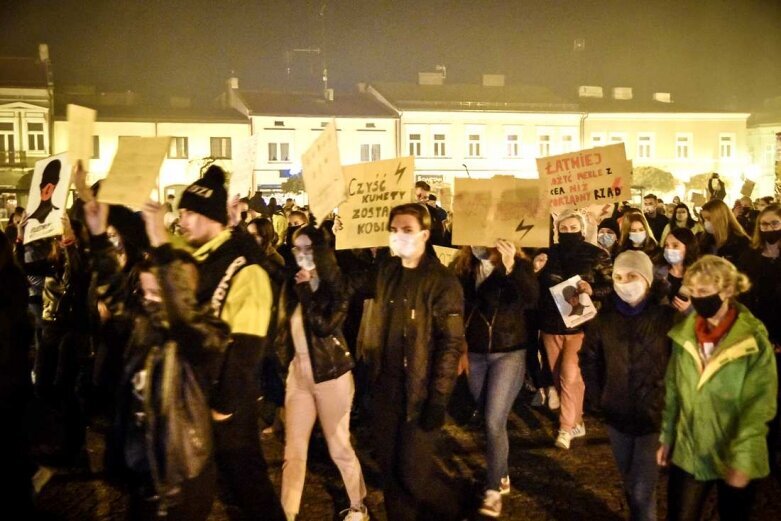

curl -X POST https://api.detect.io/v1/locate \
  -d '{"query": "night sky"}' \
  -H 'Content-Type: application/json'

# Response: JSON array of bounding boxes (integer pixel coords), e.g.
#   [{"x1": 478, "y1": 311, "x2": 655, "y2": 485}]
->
[{"x1": 1, "y1": 0, "x2": 779, "y2": 108}]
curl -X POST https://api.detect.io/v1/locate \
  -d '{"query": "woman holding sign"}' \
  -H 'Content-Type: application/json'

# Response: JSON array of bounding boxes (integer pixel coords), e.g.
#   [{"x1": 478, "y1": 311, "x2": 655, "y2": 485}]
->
[
  {"x1": 537, "y1": 209, "x2": 613, "y2": 450},
  {"x1": 453, "y1": 240, "x2": 539, "y2": 518}
]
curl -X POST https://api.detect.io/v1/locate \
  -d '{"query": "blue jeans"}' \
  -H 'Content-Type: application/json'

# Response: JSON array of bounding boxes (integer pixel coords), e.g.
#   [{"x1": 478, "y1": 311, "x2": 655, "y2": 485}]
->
[
  {"x1": 606, "y1": 426, "x2": 659, "y2": 521},
  {"x1": 467, "y1": 350, "x2": 526, "y2": 490}
]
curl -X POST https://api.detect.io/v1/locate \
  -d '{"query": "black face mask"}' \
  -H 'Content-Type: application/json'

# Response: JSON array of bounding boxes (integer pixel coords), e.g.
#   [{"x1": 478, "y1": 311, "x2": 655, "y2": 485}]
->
[
  {"x1": 558, "y1": 231, "x2": 583, "y2": 246},
  {"x1": 240, "y1": 211, "x2": 248, "y2": 222},
  {"x1": 760, "y1": 229, "x2": 781, "y2": 245},
  {"x1": 690, "y1": 293, "x2": 724, "y2": 319}
]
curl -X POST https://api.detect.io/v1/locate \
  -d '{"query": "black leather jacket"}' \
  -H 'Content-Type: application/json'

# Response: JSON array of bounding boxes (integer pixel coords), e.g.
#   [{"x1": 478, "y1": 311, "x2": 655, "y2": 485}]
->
[{"x1": 275, "y1": 274, "x2": 354, "y2": 384}]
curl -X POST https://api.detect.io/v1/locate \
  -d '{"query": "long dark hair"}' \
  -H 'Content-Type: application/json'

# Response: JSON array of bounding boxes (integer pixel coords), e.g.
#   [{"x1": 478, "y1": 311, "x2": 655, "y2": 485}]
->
[
  {"x1": 666, "y1": 227, "x2": 700, "y2": 267},
  {"x1": 0, "y1": 228, "x2": 13, "y2": 271},
  {"x1": 291, "y1": 225, "x2": 341, "y2": 285},
  {"x1": 670, "y1": 203, "x2": 696, "y2": 230},
  {"x1": 248, "y1": 217, "x2": 278, "y2": 252}
]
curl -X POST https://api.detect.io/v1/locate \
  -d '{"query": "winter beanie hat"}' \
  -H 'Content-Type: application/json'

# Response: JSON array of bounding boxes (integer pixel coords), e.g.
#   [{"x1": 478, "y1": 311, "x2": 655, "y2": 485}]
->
[
  {"x1": 613, "y1": 250, "x2": 654, "y2": 287},
  {"x1": 178, "y1": 165, "x2": 228, "y2": 225}
]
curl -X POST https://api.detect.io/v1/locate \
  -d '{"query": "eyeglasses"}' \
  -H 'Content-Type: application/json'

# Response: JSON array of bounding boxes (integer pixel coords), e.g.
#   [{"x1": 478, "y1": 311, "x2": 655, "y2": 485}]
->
[
  {"x1": 292, "y1": 245, "x2": 313, "y2": 255},
  {"x1": 759, "y1": 220, "x2": 781, "y2": 231}
]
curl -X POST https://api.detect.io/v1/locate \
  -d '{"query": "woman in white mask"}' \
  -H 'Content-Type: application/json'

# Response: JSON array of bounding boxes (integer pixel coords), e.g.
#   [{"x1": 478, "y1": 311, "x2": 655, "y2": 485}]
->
[
  {"x1": 697, "y1": 199, "x2": 750, "y2": 266},
  {"x1": 658, "y1": 228, "x2": 699, "y2": 313},
  {"x1": 618, "y1": 212, "x2": 662, "y2": 265},
  {"x1": 275, "y1": 226, "x2": 368, "y2": 521},
  {"x1": 580, "y1": 250, "x2": 675, "y2": 521}
]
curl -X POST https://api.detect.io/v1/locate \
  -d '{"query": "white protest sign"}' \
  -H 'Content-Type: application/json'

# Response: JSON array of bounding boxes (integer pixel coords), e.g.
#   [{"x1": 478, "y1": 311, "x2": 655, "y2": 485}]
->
[
  {"x1": 98, "y1": 137, "x2": 171, "y2": 209},
  {"x1": 24, "y1": 153, "x2": 72, "y2": 243},
  {"x1": 230, "y1": 134, "x2": 257, "y2": 198},
  {"x1": 67, "y1": 104, "x2": 96, "y2": 167},
  {"x1": 336, "y1": 156, "x2": 415, "y2": 250},
  {"x1": 537, "y1": 143, "x2": 632, "y2": 211},
  {"x1": 301, "y1": 120, "x2": 346, "y2": 226}
]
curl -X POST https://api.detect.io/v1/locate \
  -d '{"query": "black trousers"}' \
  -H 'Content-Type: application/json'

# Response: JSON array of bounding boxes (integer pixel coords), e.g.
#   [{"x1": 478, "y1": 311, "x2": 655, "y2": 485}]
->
[
  {"x1": 667, "y1": 465, "x2": 756, "y2": 521},
  {"x1": 373, "y1": 375, "x2": 466, "y2": 521},
  {"x1": 212, "y1": 400, "x2": 286, "y2": 521},
  {"x1": 128, "y1": 460, "x2": 217, "y2": 521}
]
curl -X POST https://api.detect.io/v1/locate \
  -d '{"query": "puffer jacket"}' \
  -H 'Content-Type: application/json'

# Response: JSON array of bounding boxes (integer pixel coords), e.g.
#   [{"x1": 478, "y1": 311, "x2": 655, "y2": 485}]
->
[
  {"x1": 580, "y1": 290, "x2": 675, "y2": 435},
  {"x1": 538, "y1": 238, "x2": 613, "y2": 334},
  {"x1": 460, "y1": 257, "x2": 539, "y2": 354},
  {"x1": 275, "y1": 274, "x2": 354, "y2": 384},
  {"x1": 661, "y1": 303, "x2": 777, "y2": 481},
  {"x1": 352, "y1": 253, "x2": 465, "y2": 421},
  {"x1": 697, "y1": 231, "x2": 750, "y2": 266}
]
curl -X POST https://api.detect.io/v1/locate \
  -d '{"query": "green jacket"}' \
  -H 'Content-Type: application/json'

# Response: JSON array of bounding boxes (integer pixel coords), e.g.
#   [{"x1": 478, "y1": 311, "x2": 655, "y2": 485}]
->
[{"x1": 661, "y1": 303, "x2": 777, "y2": 481}]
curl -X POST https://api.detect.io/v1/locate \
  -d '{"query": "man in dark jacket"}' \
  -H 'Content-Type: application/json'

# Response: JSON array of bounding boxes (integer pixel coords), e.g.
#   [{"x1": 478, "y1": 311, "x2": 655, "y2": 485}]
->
[
  {"x1": 643, "y1": 194, "x2": 669, "y2": 243},
  {"x1": 150, "y1": 166, "x2": 285, "y2": 520},
  {"x1": 350, "y1": 202, "x2": 468, "y2": 521}
]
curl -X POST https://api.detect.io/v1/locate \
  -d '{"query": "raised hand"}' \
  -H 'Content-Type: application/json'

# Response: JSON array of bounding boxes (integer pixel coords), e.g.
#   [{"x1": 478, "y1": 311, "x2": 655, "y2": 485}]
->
[
  {"x1": 495, "y1": 239, "x2": 516, "y2": 273},
  {"x1": 83, "y1": 199, "x2": 109, "y2": 236},
  {"x1": 141, "y1": 200, "x2": 169, "y2": 247}
]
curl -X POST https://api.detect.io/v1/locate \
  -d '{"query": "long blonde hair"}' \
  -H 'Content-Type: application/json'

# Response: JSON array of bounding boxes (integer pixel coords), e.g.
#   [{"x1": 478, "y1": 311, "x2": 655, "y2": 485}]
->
[
  {"x1": 701, "y1": 199, "x2": 749, "y2": 248},
  {"x1": 751, "y1": 203, "x2": 781, "y2": 249},
  {"x1": 683, "y1": 254, "x2": 751, "y2": 299}
]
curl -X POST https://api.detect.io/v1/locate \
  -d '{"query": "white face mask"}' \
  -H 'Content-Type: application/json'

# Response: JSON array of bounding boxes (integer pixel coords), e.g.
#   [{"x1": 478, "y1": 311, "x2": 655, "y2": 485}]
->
[
  {"x1": 389, "y1": 231, "x2": 425, "y2": 259},
  {"x1": 598, "y1": 233, "x2": 616, "y2": 249},
  {"x1": 629, "y1": 231, "x2": 647, "y2": 245},
  {"x1": 295, "y1": 253, "x2": 315, "y2": 271},
  {"x1": 614, "y1": 280, "x2": 648, "y2": 305},
  {"x1": 703, "y1": 221, "x2": 714, "y2": 234},
  {"x1": 664, "y1": 248, "x2": 684, "y2": 265}
]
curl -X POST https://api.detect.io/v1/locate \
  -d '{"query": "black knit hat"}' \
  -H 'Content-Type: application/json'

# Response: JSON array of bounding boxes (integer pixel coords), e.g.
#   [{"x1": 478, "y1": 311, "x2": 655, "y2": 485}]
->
[
  {"x1": 178, "y1": 165, "x2": 228, "y2": 225},
  {"x1": 598, "y1": 217, "x2": 620, "y2": 236}
]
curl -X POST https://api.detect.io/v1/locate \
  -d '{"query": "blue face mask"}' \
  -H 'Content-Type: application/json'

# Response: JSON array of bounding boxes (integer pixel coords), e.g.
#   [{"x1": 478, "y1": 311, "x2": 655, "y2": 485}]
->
[{"x1": 598, "y1": 233, "x2": 616, "y2": 249}]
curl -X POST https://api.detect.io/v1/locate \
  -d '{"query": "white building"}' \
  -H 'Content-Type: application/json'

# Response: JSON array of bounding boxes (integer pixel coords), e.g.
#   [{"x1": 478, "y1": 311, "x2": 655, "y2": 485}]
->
[
  {"x1": 229, "y1": 87, "x2": 398, "y2": 196},
  {"x1": 747, "y1": 100, "x2": 781, "y2": 198}
]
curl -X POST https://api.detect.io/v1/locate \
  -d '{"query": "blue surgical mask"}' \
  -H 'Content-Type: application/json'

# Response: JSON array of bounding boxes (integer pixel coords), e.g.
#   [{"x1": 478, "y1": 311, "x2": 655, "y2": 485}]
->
[
  {"x1": 629, "y1": 231, "x2": 647, "y2": 245},
  {"x1": 598, "y1": 233, "x2": 616, "y2": 249},
  {"x1": 664, "y1": 248, "x2": 684, "y2": 266}
]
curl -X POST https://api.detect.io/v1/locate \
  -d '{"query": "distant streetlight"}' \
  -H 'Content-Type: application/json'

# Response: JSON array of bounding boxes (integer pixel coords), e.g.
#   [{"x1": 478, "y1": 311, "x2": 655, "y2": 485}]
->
[{"x1": 574, "y1": 38, "x2": 586, "y2": 52}]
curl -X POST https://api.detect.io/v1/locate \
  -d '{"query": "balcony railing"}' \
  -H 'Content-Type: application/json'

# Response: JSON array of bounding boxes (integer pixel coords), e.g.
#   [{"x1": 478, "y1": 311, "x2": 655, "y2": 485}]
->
[{"x1": 0, "y1": 151, "x2": 27, "y2": 166}]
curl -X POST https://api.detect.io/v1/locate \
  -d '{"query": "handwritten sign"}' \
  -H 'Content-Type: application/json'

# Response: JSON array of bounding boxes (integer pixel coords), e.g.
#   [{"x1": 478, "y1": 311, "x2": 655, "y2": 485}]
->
[
  {"x1": 452, "y1": 175, "x2": 549, "y2": 248},
  {"x1": 98, "y1": 137, "x2": 171, "y2": 209},
  {"x1": 24, "y1": 153, "x2": 72, "y2": 244},
  {"x1": 301, "y1": 120, "x2": 346, "y2": 226},
  {"x1": 67, "y1": 104, "x2": 96, "y2": 167},
  {"x1": 433, "y1": 245, "x2": 460, "y2": 268},
  {"x1": 740, "y1": 180, "x2": 755, "y2": 198},
  {"x1": 537, "y1": 143, "x2": 631, "y2": 211},
  {"x1": 336, "y1": 156, "x2": 415, "y2": 250},
  {"x1": 229, "y1": 134, "x2": 257, "y2": 198},
  {"x1": 439, "y1": 184, "x2": 453, "y2": 213}
]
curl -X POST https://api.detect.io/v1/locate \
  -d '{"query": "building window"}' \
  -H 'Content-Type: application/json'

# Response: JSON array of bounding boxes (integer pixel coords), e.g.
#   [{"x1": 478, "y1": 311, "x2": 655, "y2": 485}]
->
[
  {"x1": 719, "y1": 134, "x2": 735, "y2": 159},
  {"x1": 609, "y1": 133, "x2": 626, "y2": 144},
  {"x1": 676, "y1": 134, "x2": 691, "y2": 160},
  {"x1": 506, "y1": 134, "x2": 519, "y2": 158},
  {"x1": 169, "y1": 137, "x2": 188, "y2": 159},
  {"x1": 269, "y1": 142, "x2": 290, "y2": 162},
  {"x1": 274, "y1": 121, "x2": 285, "y2": 127},
  {"x1": 365, "y1": 122, "x2": 376, "y2": 129},
  {"x1": 467, "y1": 134, "x2": 481, "y2": 158},
  {"x1": 433, "y1": 134, "x2": 447, "y2": 157},
  {"x1": 210, "y1": 137, "x2": 232, "y2": 159},
  {"x1": 538, "y1": 134, "x2": 551, "y2": 157},
  {"x1": 591, "y1": 133, "x2": 605, "y2": 148},
  {"x1": 0, "y1": 122, "x2": 15, "y2": 154},
  {"x1": 27, "y1": 122, "x2": 45, "y2": 151},
  {"x1": 408, "y1": 133, "x2": 421, "y2": 156},
  {"x1": 92, "y1": 135, "x2": 100, "y2": 159},
  {"x1": 561, "y1": 134, "x2": 576, "y2": 153},
  {"x1": 360, "y1": 144, "x2": 381, "y2": 162},
  {"x1": 637, "y1": 134, "x2": 654, "y2": 159}
]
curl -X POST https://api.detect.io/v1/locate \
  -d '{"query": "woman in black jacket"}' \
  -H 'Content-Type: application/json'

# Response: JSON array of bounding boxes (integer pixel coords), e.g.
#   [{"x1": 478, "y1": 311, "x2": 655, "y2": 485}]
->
[
  {"x1": 275, "y1": 225, "x2": 368, "y2": 521},
  {"x1": 580, "y1": 250, "x2": 675, "y2": 521},
  {"x1": 454, "y1": 240, "x2": 539, "y2": 517},
  {"x1": 698, "y1": 199, "x2": 750, "y2": 265}
]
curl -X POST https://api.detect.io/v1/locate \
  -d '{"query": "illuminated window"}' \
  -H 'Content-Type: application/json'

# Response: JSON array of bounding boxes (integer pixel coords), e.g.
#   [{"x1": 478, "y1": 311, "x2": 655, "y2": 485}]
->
[
  {"x1": 637, "y1": 134, "x2": 654, "y2": 159},
  {"x1": 169, "y1": 137, "x2": 188, "y2": 159},
  {"x1": 561, "y1": 134, "x2": 576, "y2": 153},
  {"x1": 27, "y1": 122, "x2": 45, "y2": 151},
  {"x1": 433, "y1": 134, "x2": 447, "y2": 157},
  {"x1": 269, "y1": 142, "x2": 290, "y2": 162},
  {"x1": 360, "y1": 144, "x2": 381, "y2": 162},
  {"x1": 0, "y1": 122, "x2": 15, "y2": 154},
  {"x1": 210, "y1": 137, "x2": 232, "y2": 159},
  {"x1": 676, "y1": 134, "x2": 691, "y2": 159},
  {"x1": 591, "y1": 133, "x2": 606, "y2": 148},
  {"x1": 538, "y1": 134, "x2": 551, "y2": 157},
  {"x1": 609, "y1": 133, "x2": 627, "y2": 144},
  {"x1": 506, "y1": 134, "x2": 519, "y2": 158},
  {"x1": 92, "y1": 135, "x2": 100, "y2": 159},
  {"x1": 467, "y1": 134, "x2": 481, "y2": 158},
  {"x1": 719, "y1": 134, "x2": 735, "y2": 159},
  {"x1": 408, "y1": 133, "x2": 421, "y2": 156}
]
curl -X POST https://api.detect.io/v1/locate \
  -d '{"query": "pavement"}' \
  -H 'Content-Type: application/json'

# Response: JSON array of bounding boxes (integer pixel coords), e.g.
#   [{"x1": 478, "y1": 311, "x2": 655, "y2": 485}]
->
[{"x1": 33, "y1": 383, "x2": 781, "y2": 520}]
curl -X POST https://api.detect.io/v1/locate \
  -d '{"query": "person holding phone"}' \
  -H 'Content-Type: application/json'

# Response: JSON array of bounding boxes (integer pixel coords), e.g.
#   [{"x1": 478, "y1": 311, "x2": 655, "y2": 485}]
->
[{"x1": 656, "y1": 228, "x2": 699, "y2": 313}]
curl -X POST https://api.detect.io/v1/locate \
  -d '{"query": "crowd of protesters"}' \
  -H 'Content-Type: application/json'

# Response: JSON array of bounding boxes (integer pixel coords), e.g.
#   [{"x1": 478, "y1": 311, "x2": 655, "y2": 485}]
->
[{"x1": 1, "y1": 167, "x2": 779, "y2": 521}]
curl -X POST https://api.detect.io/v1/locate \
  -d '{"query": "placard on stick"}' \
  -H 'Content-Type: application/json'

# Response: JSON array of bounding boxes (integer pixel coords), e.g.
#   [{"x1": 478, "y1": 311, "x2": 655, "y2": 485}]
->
[
  {"x1": 98, "y1": 137, "x2": 171, "y2": 209},
  {"x1": 537, "y1": 143, "x2": 632, "y2": 211},
  {"x1": 24, "y1": 153, "x2": 72, "y2": 244},
  {"x1": 301, "y1": 120, "x2": 346, "y2": 226},
  {"x1": 336, "y1": 157, "x2": 415, "y2": 250},
  {"x1": 67, "y1": 104, "x2": 96, "y2": 167},
  {"x1": 740, "y1": 180, "x2": 755, "y2": 198},
  {"x1": 451, "y1": 175, "x2": 549, "y2": 248}
]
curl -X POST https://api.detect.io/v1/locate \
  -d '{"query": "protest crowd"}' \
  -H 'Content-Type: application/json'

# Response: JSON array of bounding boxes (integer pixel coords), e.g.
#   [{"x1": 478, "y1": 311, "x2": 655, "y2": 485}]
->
[{"x1": 1, "y1": 147, "x2": 780, "y2": 521}]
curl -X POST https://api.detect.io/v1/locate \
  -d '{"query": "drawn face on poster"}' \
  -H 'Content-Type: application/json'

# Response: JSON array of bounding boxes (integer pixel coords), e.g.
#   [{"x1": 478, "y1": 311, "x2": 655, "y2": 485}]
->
[
  {"x1": 549, "y1": 275, "x2": 597, "y2": 328},
  {"x1": 28, "y1": 159, "x2": 62, "y2": 223},
  {"x1": 24, "y1": 153, "x2": 72, "y2": 244}
]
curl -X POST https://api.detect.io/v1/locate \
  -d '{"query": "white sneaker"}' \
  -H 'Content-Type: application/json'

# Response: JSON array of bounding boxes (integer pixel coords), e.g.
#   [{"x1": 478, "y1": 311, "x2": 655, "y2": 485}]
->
[
  {"x1": 547, "y1": 387, "x2": 560, "y2": 410},
  {"x1": 555, "y1": 429, "x2": 572, "y2": 450},
  {"x1": 341, "y1": 505, "x2": 369, "y2": 521},
  {"x1": 570, "y1": 422, "x2": 586, "y2": 439},
  {"x1": 531, "y1": 388, "x2": 546, "y2": 407},
  {"x1": 478, "y1": 489, "x2": 502, "y2": 518},
  {"x1": 499, "y1": 475, "x2": 511, "y2": 495}
]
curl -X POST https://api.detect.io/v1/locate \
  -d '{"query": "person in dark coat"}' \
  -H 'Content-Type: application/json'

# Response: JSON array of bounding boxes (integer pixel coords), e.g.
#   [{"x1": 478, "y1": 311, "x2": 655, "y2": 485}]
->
[
  {"x1": 580, "y1": 250, "x2": 675, "y2": 521},
  {"x1": 698, "y1": 199, "x2": 751, "y2": 266}
]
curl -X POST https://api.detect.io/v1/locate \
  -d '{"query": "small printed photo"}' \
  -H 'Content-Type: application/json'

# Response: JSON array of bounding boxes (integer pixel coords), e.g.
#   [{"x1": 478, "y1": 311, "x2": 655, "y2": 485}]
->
[{"x1": 549, "y1": 275, "x2": 597, "y2": 328}]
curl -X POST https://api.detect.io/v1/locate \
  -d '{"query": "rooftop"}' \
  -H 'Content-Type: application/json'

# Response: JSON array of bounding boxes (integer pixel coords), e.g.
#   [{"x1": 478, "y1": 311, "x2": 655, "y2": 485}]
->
[{"x1": 236, "y1": 90, "x2": 398, "y2": 118}]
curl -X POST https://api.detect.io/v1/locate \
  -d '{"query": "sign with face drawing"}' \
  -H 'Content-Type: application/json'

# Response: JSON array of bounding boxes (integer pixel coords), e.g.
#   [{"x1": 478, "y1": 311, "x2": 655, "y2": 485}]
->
[{"x1": 24, "y1": 153, "x2": 72, "y2": 244}]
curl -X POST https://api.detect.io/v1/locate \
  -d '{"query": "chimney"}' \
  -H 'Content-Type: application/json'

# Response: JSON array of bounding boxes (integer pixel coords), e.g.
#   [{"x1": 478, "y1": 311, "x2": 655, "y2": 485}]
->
[
  {"x1": 418, "y1": 72, "x2": 444, "y2": 85},
  {"x1": 482, "y1": 74, "x2": 505, "y2": 87},
  {"x1": 578, "y1": 85, "x2": 604, "y2": 98},
  {"x1": 227, "y1": 76, "x2": 239, "y2": 90},
  {"x1": 612, "y1": 87, "x2": 633, "y2": 100},
  {"x1": 38, "y1": 43, "x2": 49, "y2": 62},
  {"x1": 324, "y1": 88, "x2": 334, "y2": 102},
  {"x1": 653, "y1": 92, "x2": 672, "y2": 103}
]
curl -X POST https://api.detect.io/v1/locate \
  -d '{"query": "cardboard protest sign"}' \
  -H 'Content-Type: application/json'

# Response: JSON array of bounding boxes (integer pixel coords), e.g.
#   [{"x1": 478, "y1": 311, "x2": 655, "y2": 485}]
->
[
  {"x1": 98, "y1": 137, "x2": 171, "y2": 209},
  {"x1": 433, "y1": 245, "x2": 460, "y2": 268},
  {"x1": 336, "y1": 157, "x2": 415, "y2": 250},
  {"x1": 24, "y1": 153, "x2": 72, "y2": 244},
  {"x1": 740, "y1": 180, "x2": 755, "y2": 198},
  {"x1": 67, "y1": 104, "x2": 96, "y2": 166},
  {"x1": 451, "y1": 175, "x2": 549, "y2": 248},
  {"x1": 537, "y1": 143, "x2": 632, "y2": 211},
  {"x1": 691, "y1": 192, "x2": 706, "y2": 206},
  {"x1": 439, "y1": 184, "x2": 453, "y2": 213},
  {"x1": 301, "y1": 120, "x2": 346, "y2": 226},
  {"x1": 229, "y1": 135, "x2": 257, "y2": 198},
  {"x1": 549, "y1": 275, "x2": 597, "y2": 328}
]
